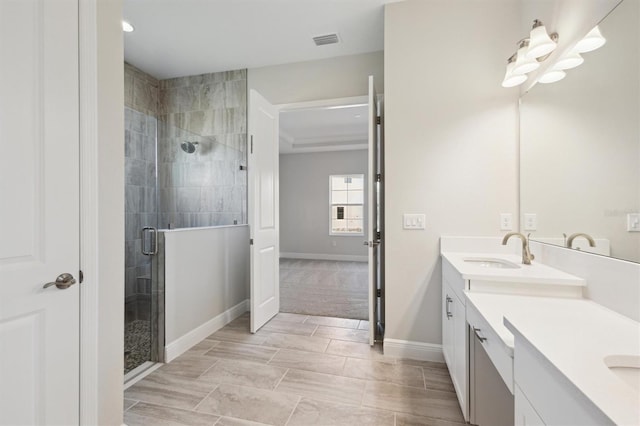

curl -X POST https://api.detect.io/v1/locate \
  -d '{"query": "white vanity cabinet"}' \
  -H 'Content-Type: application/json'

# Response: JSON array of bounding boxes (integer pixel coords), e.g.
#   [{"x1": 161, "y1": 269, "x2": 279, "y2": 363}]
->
[{"x1": 441, "y1": 257, "x2": 468, "y2": 420}]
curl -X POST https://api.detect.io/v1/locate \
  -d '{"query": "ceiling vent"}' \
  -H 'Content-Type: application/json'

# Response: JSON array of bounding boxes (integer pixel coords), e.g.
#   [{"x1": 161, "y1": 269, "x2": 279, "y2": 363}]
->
[{"x1": 313, "y1": 33, "x2": 340, "y2": 46}]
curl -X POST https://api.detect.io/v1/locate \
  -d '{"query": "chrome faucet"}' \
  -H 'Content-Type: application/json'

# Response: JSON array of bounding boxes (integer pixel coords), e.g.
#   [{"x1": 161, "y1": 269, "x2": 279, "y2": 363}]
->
[
  {"x1": 566, "y1": 233, "x2": 596, "y2": 249},
  {"x1": 502, "y1": 232, "x2": 535, "y2": 265}
]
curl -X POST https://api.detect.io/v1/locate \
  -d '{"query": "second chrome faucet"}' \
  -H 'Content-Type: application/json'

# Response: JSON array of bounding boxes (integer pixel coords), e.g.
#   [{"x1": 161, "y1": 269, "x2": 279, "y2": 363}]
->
[{"x1": 502, "y1": 232, "x2": 535, "y2": 265}]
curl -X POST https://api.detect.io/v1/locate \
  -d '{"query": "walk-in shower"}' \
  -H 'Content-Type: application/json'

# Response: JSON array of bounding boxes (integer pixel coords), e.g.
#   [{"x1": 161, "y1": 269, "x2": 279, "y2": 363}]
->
[{"x1": 123, "y1": 63, "x2": 248, "y2": 380}]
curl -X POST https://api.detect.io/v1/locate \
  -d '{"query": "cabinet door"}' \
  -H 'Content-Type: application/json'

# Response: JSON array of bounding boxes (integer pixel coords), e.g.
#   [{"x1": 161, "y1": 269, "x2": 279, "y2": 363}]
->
[
  {"x1": 442, "y1": 282, "x2": 454, "y2": 368},
  {"x1": 452, "y1": 292, "x2": 468, "y2": 420},
  {"x1": 515, "y1": 385, "x2": 546, "y2": 425}
]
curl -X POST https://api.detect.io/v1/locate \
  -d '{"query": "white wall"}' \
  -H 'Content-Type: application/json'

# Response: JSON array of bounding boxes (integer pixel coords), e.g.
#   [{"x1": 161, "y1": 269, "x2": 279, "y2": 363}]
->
[
  {"x1": 280, "y1": 150, "x2": 368, "y2": 260},
  {"x1": 383, "y1": 0, "x2": 521, "y2": 346},
  {"x1": 163, "y1": 226, "x2": 249, "y2": 360},
  {"x1": 248, "y1": 51, "x2": 383, "y2": 105}
]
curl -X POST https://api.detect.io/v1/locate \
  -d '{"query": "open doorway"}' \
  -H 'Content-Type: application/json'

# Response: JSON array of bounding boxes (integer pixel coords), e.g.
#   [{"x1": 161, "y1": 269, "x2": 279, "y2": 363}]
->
[{"x1": 276, "y1": 95, "x2": 383, "y2": 340}]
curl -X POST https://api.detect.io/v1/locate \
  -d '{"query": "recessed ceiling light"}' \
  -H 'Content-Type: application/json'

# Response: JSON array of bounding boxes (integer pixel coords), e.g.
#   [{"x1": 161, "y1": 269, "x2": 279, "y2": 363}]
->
[
  {"x1": 354, "y1": 114, "x2": 362, "y2": 118},
  {"x1": 122, "y1": 21, "x2": 134, "y2": 33}
]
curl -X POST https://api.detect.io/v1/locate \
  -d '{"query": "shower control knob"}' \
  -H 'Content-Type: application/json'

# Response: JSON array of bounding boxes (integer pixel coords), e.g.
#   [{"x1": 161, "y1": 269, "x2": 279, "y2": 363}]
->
[{"x1": 43, "y1": 273, "x2": 77, "y2": 290}]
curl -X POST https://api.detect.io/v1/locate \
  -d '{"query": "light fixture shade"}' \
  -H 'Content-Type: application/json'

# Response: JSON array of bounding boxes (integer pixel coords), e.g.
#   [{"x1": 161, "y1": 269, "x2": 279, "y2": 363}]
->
[
  {"x1": 526, "y1": 24, "x2": 557, "y2": 59},
  {"x1": 538, "y1": 70, "x2": 566, "y2": 84},
  {"x1": 502, "y1": 61, "x2": 528, "y2": 88},
  {"x1": 574, "y1": 26, "x2": 606, "y2": 53},
  {"x1": 513, "y1": 44, "x2": 540, "y2": 75},
  {"x1": 553, "y1": 51, "x2": 584, "y2": 70},
  {"x1": 122, "y1": 20, "x2": 134, "y2": 32}
]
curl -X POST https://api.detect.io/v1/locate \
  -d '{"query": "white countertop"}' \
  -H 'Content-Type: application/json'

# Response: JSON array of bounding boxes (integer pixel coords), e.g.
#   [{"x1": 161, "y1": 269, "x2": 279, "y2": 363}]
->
[
  {"x1": 466, "y1": 292, "x2": 640, "y2": 426},
  {"x1": 442, "y1": 251, "x2": 586, "y2": 286}
]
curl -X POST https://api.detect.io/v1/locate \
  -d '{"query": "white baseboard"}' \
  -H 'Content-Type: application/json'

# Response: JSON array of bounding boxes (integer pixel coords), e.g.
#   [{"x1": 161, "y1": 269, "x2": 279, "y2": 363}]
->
[
  {"x1": 165, "y1": 299, "x2": 249, "y2": 362},
  {"x1": 280, "y1": 252, "x2": 367, "y2": 262},
  {"x1": 383, "y1": 338, "x2": 445, "y2": 363}
]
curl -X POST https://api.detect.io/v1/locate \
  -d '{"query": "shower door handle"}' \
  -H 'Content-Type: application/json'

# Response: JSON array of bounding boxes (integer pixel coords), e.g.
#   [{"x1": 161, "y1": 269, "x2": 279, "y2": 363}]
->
[{"x1": 141, "y1": 227, "x2": 158, "y2": 256}]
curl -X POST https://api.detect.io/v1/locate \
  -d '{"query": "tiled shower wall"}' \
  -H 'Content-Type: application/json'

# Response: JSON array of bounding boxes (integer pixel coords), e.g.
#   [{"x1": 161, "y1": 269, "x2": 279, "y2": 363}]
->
[
  {"x1": 157, "y1": 70, "x2": 248, "y2": 229},
  {"x1": 124, "y1": 63, "x2": 159, "y2": 318}
]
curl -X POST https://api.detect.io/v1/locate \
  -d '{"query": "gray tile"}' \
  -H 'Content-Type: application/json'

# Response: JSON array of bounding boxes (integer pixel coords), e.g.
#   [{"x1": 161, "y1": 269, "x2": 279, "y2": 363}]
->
[
  {"x1": 185, "y1": 339, "x2": 220, "y2": 355},
  {"x1": 262, "y1": 332, "x2": 330, "y2": 353},
  {"x1": 196, "y1": 384, "x2": 298, "y2": 426},
  {"x1": 273, "y1": 312, "x2": 309, "y2": 323},
  {"x1": 268, "y1": 349, "x2": 346, "y2": 376},
  {"x1": 395, "y1": 412, "x2": 467, "y2": 426},
  {"x1": 362, "y1": 382, "x2": 464, "y2": 422},
  {"x1": 215, "y1": 417, "x2": 271, "y2": 426},
  {"x1": 342, "y1": 358, "x2": 425, "y2": 389},
  {"x1": 396, "y1": 359, "x2": 448, "y2": 370},
  {"x1": 313, "y1": 325, "x2": 369, "y2": 343},
  {"x1": 422, "y1": 366, "x2": 455, "y2": 393},
  {"x1": 288, "y1": 398, "x2": 395, "y2": 426},
  {"x1": 124, "y1": 411, "x2": 187, "y2": 426},
  {"x1": 124, "y1": 371, "x2": 216, "y2": 410},
  {"x1": 124, "y1": 399, "x2": 138, "y2": 411},
  {"x1": 198, "y1": 359, "x2": 287, "y2": 390},
  {"x1": 127, "y1": 401, "x2": 219, "y2": 426},
  {"x1": 275, "y1": 369, "x2": 366, "y2": 406},
  {"x1": 261, "y1": 319, "x2": 317, "y2": 336},
  {"x1": 204, "y1": 341, "x2": 278, "y2": 363},
  {"x1": 325, "y1": 340, "x2": 389, "y2": 361},
  {"x1": 305, "y1": 316, "x2": 361, "y2": 329},
  {"x1": 358, "y1": 320, "x2": 370, "y2": 331},
  {"x1": 207, "y1": 328, "x2": 269, "y2": 345},
  {"x1": 159, "y1": 352, "x2": 219, "y2": 379}
]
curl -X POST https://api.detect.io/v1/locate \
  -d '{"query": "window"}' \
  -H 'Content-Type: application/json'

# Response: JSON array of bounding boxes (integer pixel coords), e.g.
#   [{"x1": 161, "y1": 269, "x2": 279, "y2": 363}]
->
[{"x1": 330, "y1": 174, "x2": 364, "y2": 235}]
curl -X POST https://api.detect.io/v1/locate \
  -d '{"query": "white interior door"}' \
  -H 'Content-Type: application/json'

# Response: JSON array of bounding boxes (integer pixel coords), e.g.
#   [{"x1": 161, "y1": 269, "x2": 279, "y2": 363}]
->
[
  {"x1": 367, "y1": 76, "x2": 380, "y2": 346},
  {"x1": 0, "y1": 0, "x2": 80, "y2": 425},
  {"x1": 248, "y1": 90, "x2": 280, "y2": 333}
]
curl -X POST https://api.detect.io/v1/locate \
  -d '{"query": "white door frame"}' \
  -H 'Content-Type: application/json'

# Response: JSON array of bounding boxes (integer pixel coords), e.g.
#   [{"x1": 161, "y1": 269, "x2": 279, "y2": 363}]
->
[{"x1": 78, "y1": 0, "x2": 124, "y2": 423}]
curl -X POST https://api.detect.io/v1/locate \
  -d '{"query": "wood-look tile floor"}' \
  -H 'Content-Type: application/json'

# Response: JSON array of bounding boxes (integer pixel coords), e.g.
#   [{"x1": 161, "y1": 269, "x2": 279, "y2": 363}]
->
[
  {"x1": 124, "y1": 313, "x2": 465, "y2": 426},
  {"x1": 279, "y1": 259, "x2": 369, "y2": 320}
]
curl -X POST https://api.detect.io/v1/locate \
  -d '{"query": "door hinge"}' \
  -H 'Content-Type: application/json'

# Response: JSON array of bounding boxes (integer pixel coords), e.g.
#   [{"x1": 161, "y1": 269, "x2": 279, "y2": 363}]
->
[
  {"x1": 376, "y1": 116, "x2": 381, "y2": 125},
  {"x1": 376, "y1": 173, "x2": 382, "y2": 182},
  {"x1": 250, "y1": 135, "x2": 253, "y2": 154},
  {"x1": 376, "y1": 231, "x2": 381, "y2": 240},
  {"x1": 376, "y1": 289, "x2": 382, "y2": 297},
  {"x1": 249, "y1": 238, "x2": 254, "y2": 245},
  {"x1": 79, "y1": 270, "x2": 84, "y2": 284}
]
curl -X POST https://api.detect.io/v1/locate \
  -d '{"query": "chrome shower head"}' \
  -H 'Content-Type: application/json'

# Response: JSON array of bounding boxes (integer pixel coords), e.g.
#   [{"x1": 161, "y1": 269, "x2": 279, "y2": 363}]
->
[{"x1": 180, "y1": 141, "x2": 198, "y2": 154}]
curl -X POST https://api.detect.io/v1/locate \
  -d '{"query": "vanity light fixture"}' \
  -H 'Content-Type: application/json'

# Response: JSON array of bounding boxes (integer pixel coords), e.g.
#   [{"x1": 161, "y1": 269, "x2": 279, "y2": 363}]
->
[
  {"x1": 574, "y1": 25, "x2": 606, "y2": 53},
  {"x1": 553, "y1": 50, "x2": 584, "y2": 70},
  {"x1": 122, "y1": 20, "x2": 134, "y2": 32},
  {"x1": 526, "y1": 20, "x2": 558, "y2": 59},
  {"x1": 538, "y1": 69, "x2": 566, "y2": 84},
  {"x1": 501, "y1": 55, "x2": 528, "y2": 88},
  {"x1": 512, "y1": 39, "x2": 540, "y2": 75}
]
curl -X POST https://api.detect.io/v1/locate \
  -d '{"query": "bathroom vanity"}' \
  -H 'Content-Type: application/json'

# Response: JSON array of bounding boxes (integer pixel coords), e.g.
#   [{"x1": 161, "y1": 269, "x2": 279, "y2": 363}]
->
[{"x1": 440, "y1": 237, "x2": 640, "y2": 426}]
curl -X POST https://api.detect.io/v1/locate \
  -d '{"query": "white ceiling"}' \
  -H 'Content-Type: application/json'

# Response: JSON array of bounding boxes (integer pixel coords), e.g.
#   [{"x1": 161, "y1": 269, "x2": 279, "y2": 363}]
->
[
  {"x1": 123, "y1": 0, "x2": 393, "y2": 80},
  {"x1": 280, "y1": 103, "x2": 368, "y2": 153}
]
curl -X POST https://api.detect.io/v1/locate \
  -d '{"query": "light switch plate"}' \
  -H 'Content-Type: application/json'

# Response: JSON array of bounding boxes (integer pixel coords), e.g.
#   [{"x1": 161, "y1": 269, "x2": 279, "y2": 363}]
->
[
  {"x1": 524, "y1": 213, "x2": 537, "y2": 231},
  {"x1": 500, "y1": 213, "x2": 513, "y2": 231},
  {"x1": 627, "y1": 213, "x2": 640, "y2": 232},
  {"x1": 403, "y1": 213, "x2": 425, "y2": 230}
]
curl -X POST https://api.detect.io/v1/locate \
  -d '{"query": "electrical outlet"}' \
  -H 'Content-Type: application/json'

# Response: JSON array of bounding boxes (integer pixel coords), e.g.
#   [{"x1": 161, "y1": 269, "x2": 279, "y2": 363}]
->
[
  {"x1": 500, "y1": 213, "x2": 513, "y2": 231},
  {"x1": 627, "y1": 213, "x2": 640, "y2": 232},
  {"x1": 524, "y1": 213, "x2": 537, "y2": 231},
  {"x1": 403, "y1": 214, "x2": 426, "y2": 230}
]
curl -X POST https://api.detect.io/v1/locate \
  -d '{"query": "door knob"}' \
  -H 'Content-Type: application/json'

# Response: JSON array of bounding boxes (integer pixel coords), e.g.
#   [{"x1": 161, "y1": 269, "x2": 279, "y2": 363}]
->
[{"x1": 43, "y1": 273, "x2": 77, "y2": 290}]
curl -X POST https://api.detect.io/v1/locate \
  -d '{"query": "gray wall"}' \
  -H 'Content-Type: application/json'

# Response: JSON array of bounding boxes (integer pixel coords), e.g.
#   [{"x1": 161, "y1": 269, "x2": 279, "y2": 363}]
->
[
  {"x1": 280, "y1": 150, "x2": 368, "y2": 259},
  {"x1": 157, "y1": 70, "x2": 247, "y2": 229}
]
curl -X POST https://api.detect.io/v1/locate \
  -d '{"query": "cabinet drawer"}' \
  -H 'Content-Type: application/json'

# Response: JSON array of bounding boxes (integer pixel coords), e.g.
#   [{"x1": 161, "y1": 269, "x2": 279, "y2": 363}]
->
[
  {"x1": 443, "y1": 256, "x2": 466, "y2": 303},
  {"x1": 467, "y1": 301, "x2": 514, "y2": 394}
]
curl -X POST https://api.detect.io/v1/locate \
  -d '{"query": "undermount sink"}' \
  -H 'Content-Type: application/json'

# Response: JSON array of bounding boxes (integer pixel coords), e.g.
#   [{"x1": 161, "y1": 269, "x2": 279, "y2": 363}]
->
[
  {"x1": 604, "y1": 355, "x2": 640, "y2": 393},
  {"x1": 462, "y1": 257, "x2": 520, "y2": 269}
]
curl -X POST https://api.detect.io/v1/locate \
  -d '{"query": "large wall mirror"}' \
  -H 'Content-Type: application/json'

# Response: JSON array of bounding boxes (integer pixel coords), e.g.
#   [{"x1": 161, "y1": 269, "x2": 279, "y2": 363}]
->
[{"x1": 520, "y1": 0, "x2": 640, "y2": 263}]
